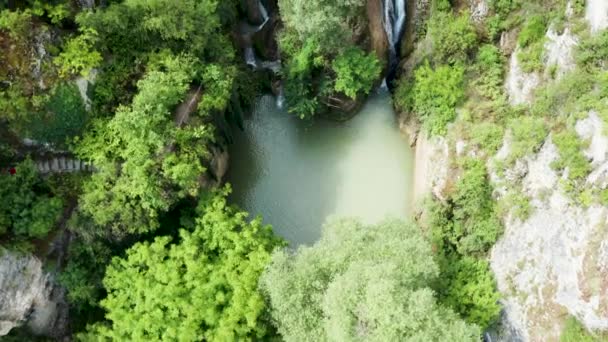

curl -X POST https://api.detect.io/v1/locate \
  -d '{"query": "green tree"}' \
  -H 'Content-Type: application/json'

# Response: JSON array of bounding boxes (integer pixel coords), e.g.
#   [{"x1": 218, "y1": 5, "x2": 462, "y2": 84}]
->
[
  {"x1": 81, "y1": 187, "x2": 283, "y2": 341},
  {"x1": 278, "y1": 0, "x2": 366, "y2": 53},
  {"x1": 0, "y1": 159, "x2": 63, "y2": 238},
  {"x1": 77, "y1": 53, "x2": 214, "y2": 235},
  {"x1": 436, "y1": 256, "x2": 501, "y2": 329},
  {"x1": 332, "y1": 47, "x2": 381, "y2": 99},
  {"x1": 54, "y1": 28, "x2": 102, "y2": 77},
  {"x1": 261, "y1": 218, "x2": 481, "y2": 341},
  {"x1": 428, "y1": 11, "x2": 477, "y2": 65},
  {"x1": 397, "y1": 62, "x2": 465, "y2": 136}
]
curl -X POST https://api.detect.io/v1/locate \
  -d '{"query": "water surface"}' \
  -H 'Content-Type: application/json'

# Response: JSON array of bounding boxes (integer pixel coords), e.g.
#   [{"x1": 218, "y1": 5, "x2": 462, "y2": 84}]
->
[{"x1": 227, "y1": 91, "x2": 413, "y2": 245}]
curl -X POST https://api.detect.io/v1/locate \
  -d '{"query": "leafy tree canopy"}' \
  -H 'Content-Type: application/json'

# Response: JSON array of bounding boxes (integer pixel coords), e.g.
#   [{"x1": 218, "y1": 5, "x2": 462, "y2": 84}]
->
[
  {"x1": 261, "y1": 218, "x2": 481, "y2": 341},
  {"x1": 76, "y1": 53, "x2": 218, "y2": 235},
  {"x1": 0, "y1": 159, "x2": 63, "y2": 238},
  {"x1": 81, "y1": 187, "x2": 283, "y2": 341}
]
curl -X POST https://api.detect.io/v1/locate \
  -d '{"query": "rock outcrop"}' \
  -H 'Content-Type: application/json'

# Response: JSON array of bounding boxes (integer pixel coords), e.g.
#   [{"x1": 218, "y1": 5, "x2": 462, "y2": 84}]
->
[
  {"x1": 505, "y1": 49, "x2": 541, "y2": 105},
  {"x1": 490, "y1": 113, "x2": 608, "y2": 341},
  {"x1": 586, "y1": 0, "x2": 608, "y2": 33},
  {"x1": 0, "y1": 250, "x2": 68, "y2": 338}
]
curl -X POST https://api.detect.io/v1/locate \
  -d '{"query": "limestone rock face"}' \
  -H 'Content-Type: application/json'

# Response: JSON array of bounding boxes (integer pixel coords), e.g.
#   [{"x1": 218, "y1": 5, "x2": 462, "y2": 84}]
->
[
  {"x1": 0, "y1": 250, "x2": 68, "y2": 338},
  {"x1": 505, "y1": 48, "x2": 541, "y2": 105},
  {"x1": 490, "y1": 114, "x2": 608, "y2": 341},
  {"x1": 544, "y1": 27, "x2": 578, "y2": 79},
  {"x1": 468, "y1": 0, "x2": 489, "y2": 23},
  {"x1": 586, "y1": 0, "x2": 608, "y2": 33}
]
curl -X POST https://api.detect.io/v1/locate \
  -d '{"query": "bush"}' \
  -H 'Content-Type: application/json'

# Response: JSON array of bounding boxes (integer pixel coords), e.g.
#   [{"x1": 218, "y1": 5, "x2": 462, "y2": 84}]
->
[
  {"x1": 437, "y1": 256, "x2": 501, "y2": 330},
  {"x1": 518, "y1": 15, "x2": 547, "y2": 48},
  {"x1": 430, "y1": 159, "x2": 503, "y2": 256},
  {"x1": 332, "y1": 47, "x2": 381, "y2": 99},
  {"x1": 551, "y1": 130, "x2": 591, "y2": 181},
  {"x1": 55, "y1": 28, "x2": 102, "y2": 77},
  {"x1": 428, "y1": 11, "x2": 478, "y2": 65},
  {"x1": 507, "y1": 116, "x2": 547, "y2": 163},
  {"x1": 576, "y1": 30, "x2": 608, "y2": 71},
  {"x1": 0, "y1": 159, "x2": 63, "y2": 239},
  {"x1": 469, "y1": 122, "x2": 505, "y2": 154},
  {"x1": 29, "y1": 83, "x2": 88, "y2": 147},
  {"x1": 397, "y1": 62, "x2": 465, "y2": 136},
  {"x1": 561, "y1": 316, "x2": 607, "y2": 342}
]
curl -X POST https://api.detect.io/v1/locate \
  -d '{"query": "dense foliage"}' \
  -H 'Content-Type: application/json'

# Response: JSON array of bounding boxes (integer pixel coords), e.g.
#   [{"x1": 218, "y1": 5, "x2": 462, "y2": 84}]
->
[
  {"x1": 278, "y1": 0, "x2": 381, "y2": 118},
  {"x1": 76, "y1": 54, "x2": 214, "y2": 235},
  {"x1": 261, "y1": 218, "x2": 481, "y2": 341},
  {"x1": 397, "y1": 62, "x2": 465, "y2": 135},
  {"x1": 0, "y1": 159, "x2": 63, "y2": 238},
  {"x1": 82, "y1": 188, "x2": 283, "y2": 341}
]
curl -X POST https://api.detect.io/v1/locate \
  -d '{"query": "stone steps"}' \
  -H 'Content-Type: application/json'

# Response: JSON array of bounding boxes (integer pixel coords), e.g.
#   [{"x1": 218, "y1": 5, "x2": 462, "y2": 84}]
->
[{"x1": 35, "y1": 157, "x2": 94, "y2": 174}]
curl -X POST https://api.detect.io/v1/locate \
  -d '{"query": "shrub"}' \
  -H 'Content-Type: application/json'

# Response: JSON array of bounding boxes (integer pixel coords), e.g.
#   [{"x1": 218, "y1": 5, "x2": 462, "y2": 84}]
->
[
  {"x1": 55, "y1": 28, "x2": 102, "y2": 78},
  {"x1": 561, "y1": 316, "x2": 607, "y2": 342},
  {"x1": 0, "y1": 159, "x2": 63, "y2": 239},
  {"x1": 397, "y1": 62, "x2": 465, "y2": 136},
  {"x1": 469, "y1": 122, "x2": 505, "y2": 155},
  {"x1": 430, "y1": 159, "x2": 503, "y2": 256},
  {"x1": 437, "y1": 256, "x2": 501, "y2": 330},
  {"x1": 332, "y1": 47, "x2": 381, "y2": 99},
  {"x1": 518, "y1": 15, "x2": 547, "y2": 48},
  {"x1": 551, "y1": 130, "x2": 591, "y2": 181},
  {"x1": 507, "y1": 116, "x2": 547, "y2": 163},
  {"x1": 576, "y1": 30, "x2": 608, "y2": 71},
  {"x1": 428, "y1": 11, "x2": 478, "y2": 65}
]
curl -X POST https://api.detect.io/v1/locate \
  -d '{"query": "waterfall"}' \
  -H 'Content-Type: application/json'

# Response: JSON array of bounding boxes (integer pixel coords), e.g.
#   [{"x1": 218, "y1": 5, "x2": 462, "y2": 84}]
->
[
  {"x1": 245, "y1": 47, "x2": 257, "y2": 68},
  {"x1": 276, "y1": 86, "x2": 285, "y2": 109},
  {"x1": 258, "y1": 0, "x2": 269, "y2": 30},
  {"x1": 382, "y1": 0, "x2": 406, "y2": 87}
]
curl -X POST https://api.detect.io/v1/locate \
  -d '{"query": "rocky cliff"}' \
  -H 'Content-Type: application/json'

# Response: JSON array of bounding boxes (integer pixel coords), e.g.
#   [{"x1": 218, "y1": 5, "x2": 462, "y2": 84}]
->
[{"x1": 0, "y1": 249, "x2": 68, "y2": 338}]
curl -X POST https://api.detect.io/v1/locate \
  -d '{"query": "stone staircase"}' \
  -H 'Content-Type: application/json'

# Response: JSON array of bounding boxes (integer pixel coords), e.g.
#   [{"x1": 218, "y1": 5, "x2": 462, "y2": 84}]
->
[{"x1": 35, "y1": 156, "x2": 95, "y2": 174}]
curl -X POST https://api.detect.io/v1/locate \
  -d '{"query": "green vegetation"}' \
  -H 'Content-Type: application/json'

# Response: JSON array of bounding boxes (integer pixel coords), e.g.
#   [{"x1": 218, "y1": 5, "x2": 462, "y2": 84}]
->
[
  {"x1": 428, "y1": 10, "x2": 477, "y2": 65},
  {"x1": 0, "y1": 159, "x2": 63, "y2": 239},
  {"x1": 278, "y1": 0, "x2": 380, "y2": 118},
  {"x1": 261, "y1": 218, "x2": 481, "y2": 341},
  {"x1": 332, "y1": 47, "x2": 381, "y2": 100},
  {"x1": 552, "y1": 130, "x2": 591, "y2": 181},
  {"x1": 76, "y1": 54, "x2": 211, "y2": 236},
  {"x1": 30, "y1": 83, "x2": 88, "y2": 147},
  {"x1": 561, "y1": 316, "x2": 608, "y2": 342},
  {"x1": 1, "y1": 0, "x2": 607, "y2": 340},
  {"x1": 396, "y1": 62, "x2": 465, "y2": 136},
  {"x1": 507, "y1": 116, "x2": 548, "y2": 164},
  {"x1": 82, "y1": 188, "x2": 283, "y2": 341},
  {"x1": 55, "y1": 28, "x2": 102, "y2": 78}
]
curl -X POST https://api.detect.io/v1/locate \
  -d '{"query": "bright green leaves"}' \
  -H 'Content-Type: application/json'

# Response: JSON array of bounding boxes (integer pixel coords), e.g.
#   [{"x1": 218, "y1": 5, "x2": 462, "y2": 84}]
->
[
  {"x1": 0, "y1": 159, "x2": 63, "y2": 239},
  {"x1": 199, "y1": 64, "x2": 236, "y2": 115},
  {"x1": 428, "y1": 10, "x2": 477, "y2": 65},
  {"x1": 84, "y1": 188, "x2": 282, "y2": 341},
  {"x1": 55, "y1": 28, "x2": 102, "y2": 78},
  {"x1": 77, "y1": 53, "x2": 210, "y2": 235},
  {"x1": 397, "y1": 62, "x2": 465, "y2": 136},
  {"x1": 261, "y1": 218, "x2": 481, "y2": 341},
  {"x1": 436, "y1": 256, "x2": 501, "y2": 330},
  {"x1": 278, "y1": 0, "x2": 366, "y2": 53},
  {"x1": 332, "y1": 47, "x2": 381, "y2": 99},
  {"x1": 552, "y1": 130, "x2": 591, "y2": 182}
]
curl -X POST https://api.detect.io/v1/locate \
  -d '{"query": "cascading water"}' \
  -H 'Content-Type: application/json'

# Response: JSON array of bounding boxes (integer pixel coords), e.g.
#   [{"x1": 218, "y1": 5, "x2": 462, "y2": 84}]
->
[
  {"x1": 382, "y1": 0, "x2": 406, "y2": 88},
  {"x1": 245, "y1": 47, "x2": 257, "y2": 68},
  {"x1": 258, "y1": 0, "x2": 269, "y2": 30}
]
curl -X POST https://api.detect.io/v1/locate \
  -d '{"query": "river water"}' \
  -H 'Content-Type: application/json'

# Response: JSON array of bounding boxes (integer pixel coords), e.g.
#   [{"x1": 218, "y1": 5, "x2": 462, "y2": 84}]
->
[{"x1": 227, "y1": 90, "x2": 413, "y2": 245}]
